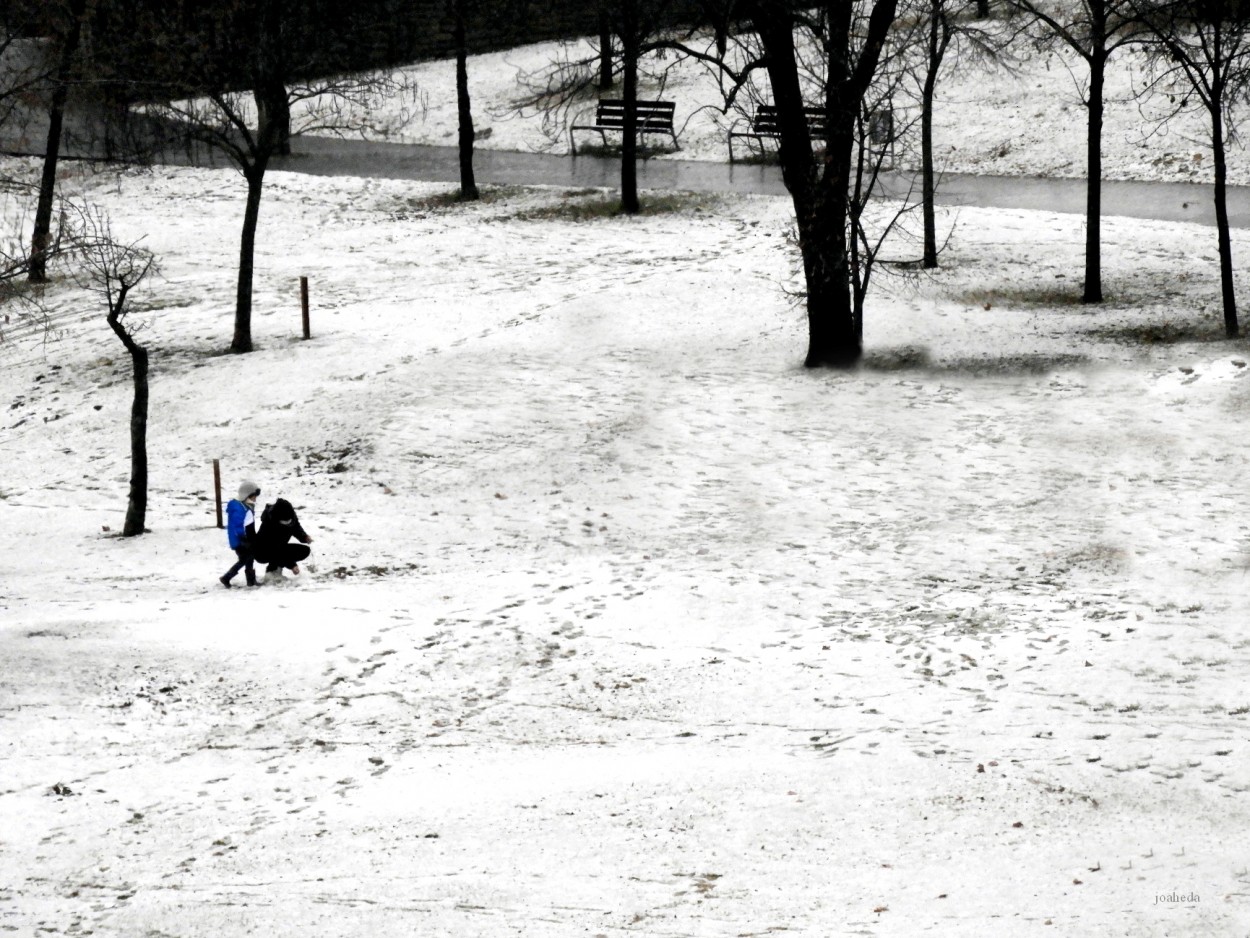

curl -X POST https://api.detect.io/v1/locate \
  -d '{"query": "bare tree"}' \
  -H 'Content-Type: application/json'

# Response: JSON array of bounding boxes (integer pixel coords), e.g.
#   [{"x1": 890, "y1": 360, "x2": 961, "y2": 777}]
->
[
  {"x1": 129, "y1": 0, "x2": 411, "y2": 352},
  {"x1": 0, "y1": 178, "x2": 75, "y2": 298},
  {"x1": 696, "y1": 0, "x2": 741, "y2": 57},
  {"x1": 515, "y1": 2, "x2": 919, "y2": 364},
  {"x1": 452, "y1": 0, "x2": 479, "y2": 201},
  {"x1": 744, "y1": 0, "x2": 903, "y2": 366},
  {"x1": 617, "y1": 0, "x2": 647, "y2": 214},
  {"x1": 1006, "y1": 0, "x2": 1149, "y2": 303},
  {"x1": 513, "y1": 0, "x2": 705, "y2": 214},
  {"x1": 77, "y1": 210, "x2": 156, "y2": 536},
  {"x1": 1131, "y1": 0, "x2": 1249, "y2": 336},
  {"x1": 28, "y1": 0, "x2": 88, "y2": 285},
  {"x1": 918, "y1": 0, "x2": 955, "y2": 270},
  {"x1": 909, "y1": 0, "x2": 1007, "y2": 268},
  {"x1": 643, "y1": 0, "x2": 916, "y2": 361},
  {"x1": 2, "y1": 178, "x2": 157, "y2": 533}
]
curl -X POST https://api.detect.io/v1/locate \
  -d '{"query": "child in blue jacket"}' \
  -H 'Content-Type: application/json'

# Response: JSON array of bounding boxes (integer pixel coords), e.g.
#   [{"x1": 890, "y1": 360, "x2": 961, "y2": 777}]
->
[{"x1": 220, "y1": 480, "x2": 261, "y2": 587}]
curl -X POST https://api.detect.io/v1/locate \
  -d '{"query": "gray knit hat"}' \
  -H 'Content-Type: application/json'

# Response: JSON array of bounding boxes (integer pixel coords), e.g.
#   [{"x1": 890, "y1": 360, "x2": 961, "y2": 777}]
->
[{"x1": 237, "y1": 480, "x2": 261, "y2": 501}]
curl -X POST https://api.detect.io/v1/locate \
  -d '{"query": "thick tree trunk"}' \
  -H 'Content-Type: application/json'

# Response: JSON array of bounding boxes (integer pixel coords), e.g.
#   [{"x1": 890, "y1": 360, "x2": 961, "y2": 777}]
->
[
  {"x1": 748, "y1": 0, "x2": 895, "y2": 367},
  {"x1": 1211, "y1": 100, "x2": 1239, "y2": 337},
  {"x1": 757, "y1": 4, "x2": 862, "y2": 366},
  {"x1": 275, "y1": 95, "x2": 291, "y2": 156},
  {"x1": 30, "y1": 0, "x2": 86, "y2": 284},
  {"x1": 123, "y1": 346, "x2": 149, "y2": 536},
  {"x1": 799, "y1": 203, "x2": 861, "y2": 367},
  {"x1": 232, "y1": 168, "x2": 267, "y2": 353},
  {"x1": 803, "y1": 133, "x2": 861, "y2": 367},
  {"x1": 1082, "y1": 54, "x2": 1105, "y2": 303},
  {"x1": 255, "y1": 91, "x2": 291, "y2": 156},
  {"x1": 454, "y1": 0, "x2": 479, "y2": 201},
  {"x1": 254, "y1": 0, "x2": 290, "y2": 156}
]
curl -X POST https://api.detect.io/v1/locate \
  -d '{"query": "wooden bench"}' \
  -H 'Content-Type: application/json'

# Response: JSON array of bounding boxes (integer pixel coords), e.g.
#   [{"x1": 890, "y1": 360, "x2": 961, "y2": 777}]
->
[
  {"x1": 728, "y1": 104, "x2": 828, "y2": 162},
  {"x1": 569, "y1": 99, "x2": 679, "y2": 154}
]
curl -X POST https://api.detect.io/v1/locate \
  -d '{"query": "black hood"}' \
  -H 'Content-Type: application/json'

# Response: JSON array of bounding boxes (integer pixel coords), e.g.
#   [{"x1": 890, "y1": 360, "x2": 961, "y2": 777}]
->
[{"x1": 266, "y1": 498, "x2": 297, "y2": 523}]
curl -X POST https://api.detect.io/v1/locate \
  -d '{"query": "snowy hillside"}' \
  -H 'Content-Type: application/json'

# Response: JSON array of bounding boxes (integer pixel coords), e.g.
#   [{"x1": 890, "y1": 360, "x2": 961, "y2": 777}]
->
[{"x1": 2, "y1": 16, "x2": 1250, "y2": 938}]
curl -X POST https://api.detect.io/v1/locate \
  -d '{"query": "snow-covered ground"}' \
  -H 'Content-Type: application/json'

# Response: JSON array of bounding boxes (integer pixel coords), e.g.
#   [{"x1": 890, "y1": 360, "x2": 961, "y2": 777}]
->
[{"x1": 3, "y1": 20, "x2": 1250, "y2": 938}]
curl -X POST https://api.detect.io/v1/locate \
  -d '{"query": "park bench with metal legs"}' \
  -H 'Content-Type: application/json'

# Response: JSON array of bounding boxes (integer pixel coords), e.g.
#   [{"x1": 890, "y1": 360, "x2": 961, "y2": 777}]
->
[
  {"x1": 728, "y1": 103, "x2": 895, "y2": 167},
  {"x1": 728, "y1": 104, "x2": 828, "y2": 162},
  {"x1": 570, "y1": 99, "x2": 679, "y2": 154}
]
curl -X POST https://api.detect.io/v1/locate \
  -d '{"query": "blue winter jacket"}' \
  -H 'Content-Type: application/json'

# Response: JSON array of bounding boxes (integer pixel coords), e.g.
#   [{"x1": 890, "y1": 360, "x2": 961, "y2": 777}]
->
[{"x1": 226, "y1": 499, "x2": 255, "y2": 550}]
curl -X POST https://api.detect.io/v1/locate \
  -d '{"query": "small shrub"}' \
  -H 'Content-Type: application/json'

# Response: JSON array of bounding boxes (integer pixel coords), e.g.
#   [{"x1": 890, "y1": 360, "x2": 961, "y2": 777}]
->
[
  {"x1": 508, "y1": 189, "x2": 725, "y2": 222},
  {"x1": 1083, "y1": 321, "x2": 1233, "y2": 346}
]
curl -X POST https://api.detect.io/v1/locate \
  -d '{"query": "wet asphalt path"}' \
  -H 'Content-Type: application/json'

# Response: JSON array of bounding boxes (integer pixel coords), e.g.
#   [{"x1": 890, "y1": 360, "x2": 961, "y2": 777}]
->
[{"x1": 269, "y1": 134, "x2": 1250, "y2": 229}]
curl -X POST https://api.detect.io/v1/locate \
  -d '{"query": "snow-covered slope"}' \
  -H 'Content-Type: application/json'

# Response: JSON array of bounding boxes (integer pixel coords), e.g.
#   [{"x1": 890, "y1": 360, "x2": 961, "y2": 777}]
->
[{"x1": 2, "y1": 19, "x2": 1250, "y2": 937}]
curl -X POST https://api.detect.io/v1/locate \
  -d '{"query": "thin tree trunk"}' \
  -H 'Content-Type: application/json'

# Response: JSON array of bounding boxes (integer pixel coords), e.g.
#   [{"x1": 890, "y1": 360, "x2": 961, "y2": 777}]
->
[
  {"x1": 921, "y1": 9, "x2": 941, "y2": 268},
  {"x1": 1212, "y1": 99, "x2": 1239, "y2": 337},
  {"x1": 1082, "y1": 53, "x2": 1105, "y2": 303},
  {"x1": 29, "y1": 97, "x2": 67, "y2": 284},
  {"x1": 108, "y1": 281, "x2": 150, "y2": 538},
  {"x1": 598, "y1": 6, "x2": 614, "y2": 90},
  {"x1": 123, "y1": 346, "x2": 149, "y2": 536},
  {"x1": 620, "y1": 1, "x2": 640, "y2": 215},
  {"x1": 233, "y1": 167, "x2": 267, "y2": 353},
  {"x1": 454, "y1": 0, "x2": 478, "y2": 201},
  {"x1": 30, "y1": 0, "x2": 86, "y2": 284},
  {"x1": 232, "y1": 0, "x2": 287, "y2": 352}
]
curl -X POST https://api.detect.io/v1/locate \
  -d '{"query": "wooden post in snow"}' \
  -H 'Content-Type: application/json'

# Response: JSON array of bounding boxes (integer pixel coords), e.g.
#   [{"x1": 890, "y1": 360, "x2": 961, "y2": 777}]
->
[
  {"x1": 213, "y1": 458, "x2": 223, "y2": 528},
  {"x1": 300, "y1": 276, "x2": 310, "y2": 340}
]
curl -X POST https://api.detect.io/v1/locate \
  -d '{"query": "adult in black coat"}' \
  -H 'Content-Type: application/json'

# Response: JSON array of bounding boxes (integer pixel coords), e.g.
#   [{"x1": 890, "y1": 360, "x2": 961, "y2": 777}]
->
[{"x1": 253, "y1": 498, "x2": 315, "y2": 575}]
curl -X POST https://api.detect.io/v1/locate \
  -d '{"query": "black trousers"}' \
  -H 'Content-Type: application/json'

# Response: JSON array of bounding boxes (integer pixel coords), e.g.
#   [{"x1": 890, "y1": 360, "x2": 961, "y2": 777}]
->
[
  {"x1": 256, "y1": 543, "x2": 311, "y2": 572},
  {"x1": 223, "y1": 548, "x2": 256, "y2": 585}
]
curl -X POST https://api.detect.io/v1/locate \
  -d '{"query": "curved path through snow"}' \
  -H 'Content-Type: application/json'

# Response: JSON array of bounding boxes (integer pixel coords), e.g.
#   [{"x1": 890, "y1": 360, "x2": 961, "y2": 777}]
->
[{"x1": 266, "y1": 134, "x2": 1250, "y2": 228}]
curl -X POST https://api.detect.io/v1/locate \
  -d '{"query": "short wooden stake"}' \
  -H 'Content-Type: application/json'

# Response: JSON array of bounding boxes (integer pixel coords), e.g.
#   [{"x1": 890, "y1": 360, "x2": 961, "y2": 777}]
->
[
  {"x1": 213, "y1": 458, "x2": 223, "y2": 528},
  {"x1": 300, "y1": 276, "x2": 310, "y2": 340}
]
